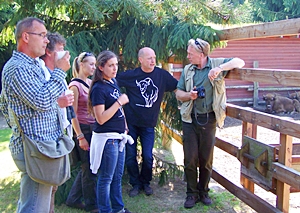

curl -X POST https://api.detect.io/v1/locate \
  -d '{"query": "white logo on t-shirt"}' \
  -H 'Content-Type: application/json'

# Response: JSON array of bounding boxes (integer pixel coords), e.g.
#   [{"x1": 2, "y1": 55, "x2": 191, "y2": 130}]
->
[
  {"x1": 136, "y1": 77, "x2": 158, "y2": 108},
  {"x1": 110, "y1": 89, "x2": 123, "y2": 117}
]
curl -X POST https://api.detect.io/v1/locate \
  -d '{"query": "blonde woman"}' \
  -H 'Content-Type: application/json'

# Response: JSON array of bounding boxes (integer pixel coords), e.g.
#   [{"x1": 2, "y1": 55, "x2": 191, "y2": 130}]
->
[{"x1": 66, "y1": 52, "x2": 98, "y2": 212}]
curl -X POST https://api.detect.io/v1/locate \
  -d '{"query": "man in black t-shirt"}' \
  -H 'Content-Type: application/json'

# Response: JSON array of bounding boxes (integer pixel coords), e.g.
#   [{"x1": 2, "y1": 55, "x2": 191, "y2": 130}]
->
[{"x1": 116, "y1": 47, "x2": 178, "y2": 197}]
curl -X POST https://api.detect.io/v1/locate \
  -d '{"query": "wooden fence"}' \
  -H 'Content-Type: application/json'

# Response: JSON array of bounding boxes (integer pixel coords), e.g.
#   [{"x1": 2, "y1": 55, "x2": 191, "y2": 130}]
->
[{"x1": 162, "y1": 18, "x2": 300, "y2": 213}]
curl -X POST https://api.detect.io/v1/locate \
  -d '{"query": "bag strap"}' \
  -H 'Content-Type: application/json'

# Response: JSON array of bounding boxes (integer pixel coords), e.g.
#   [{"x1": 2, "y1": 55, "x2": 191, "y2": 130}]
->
[
  {"x1": 71, "y1": 78, "x2": 90, "y2": 89},
  {"x1": 11, "y1": 109, "x2": 23, "y2": 135}
]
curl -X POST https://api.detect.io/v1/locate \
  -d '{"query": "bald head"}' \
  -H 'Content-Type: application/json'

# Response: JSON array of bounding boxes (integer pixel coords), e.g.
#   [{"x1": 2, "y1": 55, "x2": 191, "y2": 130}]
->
[
  {"x1": 138, "y1": 47, "x2": 156, "y2": 73},
  {"x1": 138, "y1": 47, "x2": 155, "y2": 57}
]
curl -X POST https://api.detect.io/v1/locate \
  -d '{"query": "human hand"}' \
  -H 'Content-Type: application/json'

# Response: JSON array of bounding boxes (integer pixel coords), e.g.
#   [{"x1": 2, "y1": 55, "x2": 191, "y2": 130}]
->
[
  {"x1": 190, "y1": 87, "x2": 198, "y2": 100},
  {"x1": 79, "y1": 138, "x2": 90, "y2": 151},
  {"x1": 208, "y1": 66, "x2": 222, "y2": 81},
  {"x1": 208, "y1": 67, "x2": 223, "y2": 81},
  {"x1": 57, "y1": 90, "x2": 74, "y2": 108},
  {"x1": 55, "y1": 51, "x2": 71, "y2": 72},
  {"x1": 118, "y1": 94, "x2": 129, "y2": 106}
]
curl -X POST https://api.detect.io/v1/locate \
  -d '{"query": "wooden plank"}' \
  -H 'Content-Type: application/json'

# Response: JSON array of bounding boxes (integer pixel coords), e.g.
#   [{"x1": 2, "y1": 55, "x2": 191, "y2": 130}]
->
[
  {"x1": 241, "y1": 122, "x2": 255, "y2": 193},
  {"x1": 273, "y1": 162, "x2": 300, "y2": 190},
  {"x1": 217, "y1": 18, "x2": 300, "y2": 41},
  {"x1": 215, "y1": 137, "x2": 238, "y2": 157},
  {"x1": 160, "y1": 122, "x2": 182, "y2": 144},
  {"x1": 240, "y1": 136, "x2": 276, "y2": 190},
  {"x1": 212, "y1": 169, "x2": 282, "y2": 213},
  {"x1": 226, "y1": 103, "x2": 300, "y2": 139},
  {"x1": 276, "y1": 134, "x2": 292, "y2": 212},
  {"x1": 292, "y1": 155, "x2": 300, "y2": 164},
  {"x1": 226, "y1": 68, "x2": 300, "y2": 87}
]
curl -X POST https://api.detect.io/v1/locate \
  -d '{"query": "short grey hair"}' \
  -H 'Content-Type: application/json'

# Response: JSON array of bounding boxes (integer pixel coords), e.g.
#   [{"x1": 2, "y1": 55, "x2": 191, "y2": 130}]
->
[
  {"x1": 188, "y1": 38, "x2": 210, "y2": 56},
  {"x1": 15, "y1": 17, "x2": 45, "y2": 42}
]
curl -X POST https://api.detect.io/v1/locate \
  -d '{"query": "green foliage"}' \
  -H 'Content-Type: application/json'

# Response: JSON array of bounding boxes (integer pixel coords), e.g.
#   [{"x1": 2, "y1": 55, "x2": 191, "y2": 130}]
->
[
  {"x1": 0, "y1": 128, "x2": 12, "y2": 152},
  {"x1": 161, "y1": 92, "x2": 182, "y2": 131},
  {"x1": 0, "y1": 175, "x2": 19, "y2": 213},
  {"x1": 250, "y1": 0, "x2": 300, "y2": 21},
  {"x1": 0, "y1": 0, "x2": 236, "y2": 63}
]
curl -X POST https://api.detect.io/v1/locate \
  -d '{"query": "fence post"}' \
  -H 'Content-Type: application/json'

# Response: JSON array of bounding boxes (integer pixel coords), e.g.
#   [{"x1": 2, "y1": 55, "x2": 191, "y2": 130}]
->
[
  {"x1": 276, "y1": 134, "x2": 292, "y2": 213},
  {"x1": 253, "y1": 61, "x2": 259, "y2": 108},
  {"x1": 240, "y1": 122, "x2": 257, "y2": 193}
]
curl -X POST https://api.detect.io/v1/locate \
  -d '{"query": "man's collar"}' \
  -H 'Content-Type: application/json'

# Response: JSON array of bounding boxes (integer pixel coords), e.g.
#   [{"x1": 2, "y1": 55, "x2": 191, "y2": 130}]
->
[{"x1": 192, "y1": 56, "x2": 211, "y2": 70}]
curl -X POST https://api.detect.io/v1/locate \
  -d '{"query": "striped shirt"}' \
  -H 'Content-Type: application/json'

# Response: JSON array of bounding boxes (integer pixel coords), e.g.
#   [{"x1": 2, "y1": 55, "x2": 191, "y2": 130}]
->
[{"x1": 0, "y1": 51, "x2": 67, "y2": 155}]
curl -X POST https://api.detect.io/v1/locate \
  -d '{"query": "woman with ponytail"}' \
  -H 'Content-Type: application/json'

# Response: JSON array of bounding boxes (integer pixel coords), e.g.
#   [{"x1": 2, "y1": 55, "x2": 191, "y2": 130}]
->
[{"x1": 66, "y1": 52, "x2": 98, "y2": 212}]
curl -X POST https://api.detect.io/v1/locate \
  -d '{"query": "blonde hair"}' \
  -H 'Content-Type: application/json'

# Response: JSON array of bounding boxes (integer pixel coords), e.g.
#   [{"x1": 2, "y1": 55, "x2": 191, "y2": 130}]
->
[
  {"x1": 188, "y1": 38, "x2": 210, "y2": 56},
  {"x1": 72, "y1": 52, "x2": 95, "y2": 78}
]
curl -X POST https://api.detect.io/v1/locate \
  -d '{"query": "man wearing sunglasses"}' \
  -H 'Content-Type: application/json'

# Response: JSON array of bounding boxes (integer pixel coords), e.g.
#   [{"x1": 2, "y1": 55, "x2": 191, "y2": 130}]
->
[
  {"x1": 176, "y1": 38, "x2": 245, "y2": 209},
  {"x1": 0, "y1": 17, "x2": 71, "y2": 212}
]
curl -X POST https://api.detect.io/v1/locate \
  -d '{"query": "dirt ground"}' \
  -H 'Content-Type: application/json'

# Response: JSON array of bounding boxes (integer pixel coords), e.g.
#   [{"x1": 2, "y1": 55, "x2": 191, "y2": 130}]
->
[{"x1": 149, "y1": 116, "x2": 300, "y2": 213}]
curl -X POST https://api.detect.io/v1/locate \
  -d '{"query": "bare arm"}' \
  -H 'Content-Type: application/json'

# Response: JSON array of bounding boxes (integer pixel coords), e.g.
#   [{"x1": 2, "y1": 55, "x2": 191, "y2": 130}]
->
[
  {"x1": 175, "y1": 89, "x2": 198, "y2": 102},
  {"x1": 219, "y1": 57, "x2": 245, "y2": 70},
  {"x1": 69, "y1": 85, "x2": 90, "y2": 151},
  {"x1": 93, "y1": 94, "x2": 129, "y2": 125},
  {"x1": 208, "y1": 57, "x2": 245, "y2": 81}
]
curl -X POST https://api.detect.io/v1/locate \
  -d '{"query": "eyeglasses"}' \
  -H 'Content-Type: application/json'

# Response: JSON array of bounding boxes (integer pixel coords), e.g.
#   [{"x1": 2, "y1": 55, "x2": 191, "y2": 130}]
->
[
  {"x1": 194, "y1": 39, "x2": 203, "y2": 52},
  {"x1": 81, "y1": 52, "x2": 94, "y2": 61},
  {"x1": 26, "y1": 32, "x2": 48, "y2": 39}
]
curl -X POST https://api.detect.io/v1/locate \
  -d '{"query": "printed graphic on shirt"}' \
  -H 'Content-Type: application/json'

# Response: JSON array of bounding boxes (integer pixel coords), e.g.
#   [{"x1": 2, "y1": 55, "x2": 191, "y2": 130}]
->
[
  {"x1": 110, "y1": 89, "x2": 124, "y2": 117},
  {"x1": 135, "y1": 77, "x2": 158, "y2": 108}
]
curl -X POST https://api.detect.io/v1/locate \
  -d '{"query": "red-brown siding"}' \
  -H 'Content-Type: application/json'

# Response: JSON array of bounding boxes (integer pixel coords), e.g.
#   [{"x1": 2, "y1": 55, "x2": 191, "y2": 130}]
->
[{"x1": 210, "y1": 36, "x2": 300, "y2": 70}]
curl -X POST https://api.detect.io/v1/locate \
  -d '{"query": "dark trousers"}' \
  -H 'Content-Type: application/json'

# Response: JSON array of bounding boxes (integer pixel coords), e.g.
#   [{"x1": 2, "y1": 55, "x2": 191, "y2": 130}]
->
[
  {"x1": 125, "y1": 123, "x2": 155, "y2": 188},
  {"x1": 66, "y1": 123, "x2": 98, "y2": 211},
  {"x1": 182, "y1": 112, "x2": 216, "y2": 197}
]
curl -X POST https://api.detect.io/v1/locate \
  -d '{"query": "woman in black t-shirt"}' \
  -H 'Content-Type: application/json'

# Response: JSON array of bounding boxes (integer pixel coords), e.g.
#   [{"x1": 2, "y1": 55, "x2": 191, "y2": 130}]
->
[{"x1": 88, "y1": 50, "x2": 131, "y2": 213}]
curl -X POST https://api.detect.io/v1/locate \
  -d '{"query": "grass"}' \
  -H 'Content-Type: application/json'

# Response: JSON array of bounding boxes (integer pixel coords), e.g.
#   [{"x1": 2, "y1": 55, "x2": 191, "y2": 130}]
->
[{"x1": 0, "y1": 128, "x2": 245, "y2": 213}]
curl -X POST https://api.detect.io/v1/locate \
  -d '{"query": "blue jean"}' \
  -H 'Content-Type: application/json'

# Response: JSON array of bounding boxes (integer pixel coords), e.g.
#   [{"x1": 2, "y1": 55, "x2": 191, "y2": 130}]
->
[
  {"x1": 182, "y1": 112, "x2": 216, "y2": 197},
  {"x1": 12, "y1": 151, "x2": 52, "y2": 213},
  {"x1": 66, "y1": 123, "x2": 97, "y2": 211},
  {"x1": 97, "y1": 139, "x2": 125, "y2": 213},
  {"x1": 126, "y1": 124, "x2": 155, "y2": 188}
]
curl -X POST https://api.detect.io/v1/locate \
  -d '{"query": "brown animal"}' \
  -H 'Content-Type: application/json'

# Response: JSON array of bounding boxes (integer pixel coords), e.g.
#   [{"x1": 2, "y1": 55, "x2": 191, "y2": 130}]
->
[
  {"x1": 293, "y1": 99, "x2": 300, "y2": 112},
  {"x1": 288, "y1": 91, "x2": 300, "y2": 101},
  {"x1": 263, "y1": 93, "x2": 296, "y2": 114}
]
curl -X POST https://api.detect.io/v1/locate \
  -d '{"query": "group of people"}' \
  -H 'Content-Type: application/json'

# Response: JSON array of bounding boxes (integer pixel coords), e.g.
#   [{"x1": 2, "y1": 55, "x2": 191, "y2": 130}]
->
[{"x1": 0, "y1": 16, "x2": 245, "y2": 213}]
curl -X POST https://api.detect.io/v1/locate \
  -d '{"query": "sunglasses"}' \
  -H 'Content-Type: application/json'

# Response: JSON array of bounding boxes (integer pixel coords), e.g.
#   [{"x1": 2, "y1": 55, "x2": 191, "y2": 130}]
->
[
  {"x1": 81, "y1": 52, "x2": 94, "y2": 61},
  {"x1": 194, "y1": 40, "x2": 203, "y2": 52}
]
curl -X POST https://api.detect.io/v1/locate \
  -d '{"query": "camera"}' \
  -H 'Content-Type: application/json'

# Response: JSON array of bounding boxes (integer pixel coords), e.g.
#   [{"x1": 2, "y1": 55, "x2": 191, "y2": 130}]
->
[{"x1": 193, "y1": 86, "x2": 205, "y2": 99}]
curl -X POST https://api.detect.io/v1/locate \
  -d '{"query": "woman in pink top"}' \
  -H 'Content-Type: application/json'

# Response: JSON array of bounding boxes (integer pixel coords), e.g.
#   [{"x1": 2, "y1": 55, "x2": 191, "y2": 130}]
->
[{"x1": 66, "y1": 52, "x2": 98, "y2": 212}]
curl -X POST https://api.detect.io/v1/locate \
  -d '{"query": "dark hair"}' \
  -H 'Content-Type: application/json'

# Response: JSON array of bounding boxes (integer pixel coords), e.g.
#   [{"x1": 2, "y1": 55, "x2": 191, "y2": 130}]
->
[
  {"x1": 40, "y1": 32, "x2": 66, "y2": 59},
  {"x1": 15, "y1": 17, "x2": 45, "y2": 42},
  {"x1": 46, "y1": 32, "x2": 66, "y2": 52},
  {"x1": 87, "y1": 50, "x2": 118, "y2": 116}
]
